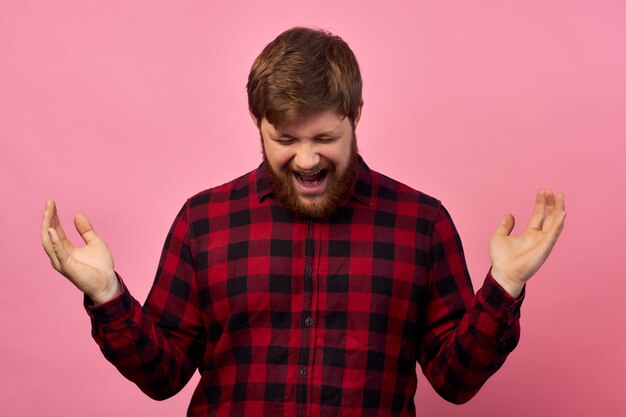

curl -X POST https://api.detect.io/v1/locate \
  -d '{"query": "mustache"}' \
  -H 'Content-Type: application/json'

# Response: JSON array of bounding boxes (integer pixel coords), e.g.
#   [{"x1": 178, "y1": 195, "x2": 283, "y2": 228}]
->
[{"x1": 283, "y1": 160, "x2": 335, "y2": 176}]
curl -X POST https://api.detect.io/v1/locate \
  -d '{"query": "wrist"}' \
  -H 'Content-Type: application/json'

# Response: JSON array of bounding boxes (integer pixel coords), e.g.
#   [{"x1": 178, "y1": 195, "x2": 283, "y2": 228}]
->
[
  {"x1": 491, "y1": 266, "x2": 525, "y2": 299},
  {"x1": 91, "y1": 272, "x2": 122, "y2": 306}
]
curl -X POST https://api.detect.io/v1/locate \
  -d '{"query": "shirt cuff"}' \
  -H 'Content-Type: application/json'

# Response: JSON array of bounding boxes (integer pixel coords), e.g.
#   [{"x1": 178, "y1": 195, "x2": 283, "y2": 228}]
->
[
  {"x1": 83, "y1": 273, "x2": 134, "y2": 326},
  {"x1": 477, "y1": 269, "x2": 525, "y2": 323}
]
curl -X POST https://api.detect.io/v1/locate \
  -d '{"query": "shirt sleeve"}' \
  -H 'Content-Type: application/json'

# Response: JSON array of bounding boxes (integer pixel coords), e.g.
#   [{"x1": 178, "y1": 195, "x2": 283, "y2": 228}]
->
[
  {"x1": 416, "y1": 204, "x2": 524, "y2": 404},
  {"x1": 84, "y1": 201, "x2": 206, "y2": 400}
]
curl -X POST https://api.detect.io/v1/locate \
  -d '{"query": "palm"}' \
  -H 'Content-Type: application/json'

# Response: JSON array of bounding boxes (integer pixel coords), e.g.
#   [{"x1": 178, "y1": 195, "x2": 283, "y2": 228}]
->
[
  {"x1": 489, "y1": 190, "x2": 566, "y2": 296},
  {"x1": 57, "y1": 225, "x2": 115, "y2": 294},
  {"x1": 41, "y1": 200, "x2": 119, "y2": 304},
  {"x1": 491, "y1": 227, "x2": 553, "y2": 284}
]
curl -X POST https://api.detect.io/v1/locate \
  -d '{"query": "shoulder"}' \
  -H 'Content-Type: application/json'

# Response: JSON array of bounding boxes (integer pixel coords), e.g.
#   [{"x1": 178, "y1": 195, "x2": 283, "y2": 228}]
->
[
  {"x1": 172, "y1": 167, "x2": 260, "y2": 236},
  {"x1": 186, "y1": 167, "x2": 259, "y2": 209},
  {"x1": 367, "y1": 165, "x2": 442, "y2": 221}
]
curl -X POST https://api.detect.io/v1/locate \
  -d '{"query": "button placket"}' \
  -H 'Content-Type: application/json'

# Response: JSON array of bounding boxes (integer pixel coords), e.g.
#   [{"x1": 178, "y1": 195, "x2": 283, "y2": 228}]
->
[{"x1": 295, "y1": 219, "x2": 315, "y2": 417}]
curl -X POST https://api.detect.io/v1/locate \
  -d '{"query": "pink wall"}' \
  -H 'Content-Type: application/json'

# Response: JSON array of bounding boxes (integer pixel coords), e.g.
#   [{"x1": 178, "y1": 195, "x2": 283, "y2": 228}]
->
[{"x1": 2, "y1": 1, "x2": 625, "y2": 415}]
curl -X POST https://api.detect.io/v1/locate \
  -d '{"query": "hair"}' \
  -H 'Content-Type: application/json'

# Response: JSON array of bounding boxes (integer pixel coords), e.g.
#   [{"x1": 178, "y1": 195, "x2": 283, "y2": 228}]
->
[{"x1": 247, "y1": 27, "x2": 363, "y2": 128}]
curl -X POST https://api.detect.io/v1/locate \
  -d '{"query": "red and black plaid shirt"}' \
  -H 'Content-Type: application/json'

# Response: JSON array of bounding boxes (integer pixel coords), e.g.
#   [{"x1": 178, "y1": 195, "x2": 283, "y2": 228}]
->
[{"x1": 86, "y1": 157, "x2": 523, "y2": 417}]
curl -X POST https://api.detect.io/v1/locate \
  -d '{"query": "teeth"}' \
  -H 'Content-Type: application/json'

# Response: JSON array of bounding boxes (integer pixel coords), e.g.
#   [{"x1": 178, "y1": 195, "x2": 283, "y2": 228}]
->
[
  {"x1": 296, "y1": 170, "x2": 324, "y2": 185},
  {"x1": 300, "y1": 170, "x2": 321, "y2": 177}
]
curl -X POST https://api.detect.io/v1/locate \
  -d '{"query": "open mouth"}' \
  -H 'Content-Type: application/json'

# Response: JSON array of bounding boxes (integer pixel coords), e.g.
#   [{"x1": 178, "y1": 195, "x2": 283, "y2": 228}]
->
[{"x1": 294, "y1": 169, "x2": 328, "y2": 188}]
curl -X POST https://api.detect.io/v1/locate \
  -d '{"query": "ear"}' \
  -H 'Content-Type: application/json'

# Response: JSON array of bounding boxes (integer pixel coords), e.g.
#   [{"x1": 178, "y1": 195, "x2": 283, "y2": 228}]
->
[
  {"x1": 249, "y1": 109, "x2": 259, "y2": 127},
  {"x1": 353, "y1": 100, "x2": 364, "y2": 128}
]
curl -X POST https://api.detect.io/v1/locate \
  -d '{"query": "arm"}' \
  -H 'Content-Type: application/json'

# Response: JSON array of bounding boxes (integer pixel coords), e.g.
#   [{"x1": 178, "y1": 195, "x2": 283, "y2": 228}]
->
[
  {"x1": 41, "y1": 200, "x2": 205, "y2": 399},
  {"x1": 417, "y1": 190, "x2": 565, "y2": 404}
]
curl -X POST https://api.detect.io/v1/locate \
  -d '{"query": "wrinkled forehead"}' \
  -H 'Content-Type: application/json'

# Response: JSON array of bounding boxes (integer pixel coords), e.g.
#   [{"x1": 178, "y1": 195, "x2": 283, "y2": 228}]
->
[{"x1": 262, "y1": 110, "x2": 349, "y2": 139}]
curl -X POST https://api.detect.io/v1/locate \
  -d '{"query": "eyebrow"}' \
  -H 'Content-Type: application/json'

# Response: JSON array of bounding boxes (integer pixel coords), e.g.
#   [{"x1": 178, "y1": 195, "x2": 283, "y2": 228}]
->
[{"x1": 276, "y1": 130, "x2": 342, "y2": 139}]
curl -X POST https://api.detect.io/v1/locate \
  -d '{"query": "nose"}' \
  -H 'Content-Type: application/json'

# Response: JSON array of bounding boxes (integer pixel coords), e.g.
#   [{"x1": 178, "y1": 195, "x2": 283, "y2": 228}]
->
[{"x1": 293, "y1": 142, "x2": 320, "y2": 171}]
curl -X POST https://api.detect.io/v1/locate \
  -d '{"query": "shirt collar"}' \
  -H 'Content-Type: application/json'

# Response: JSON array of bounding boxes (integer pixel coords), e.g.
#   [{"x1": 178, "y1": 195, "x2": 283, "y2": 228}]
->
[{"x1": 254, "y1": 155, "x2": 375, "y2": 207}]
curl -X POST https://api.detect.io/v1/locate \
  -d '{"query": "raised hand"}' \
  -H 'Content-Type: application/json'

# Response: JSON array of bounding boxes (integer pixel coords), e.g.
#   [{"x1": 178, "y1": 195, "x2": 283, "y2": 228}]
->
[
  {"x1": 41, "y1": 199, "x2": 121, "y2": 305},
  {"x1": 489, "y1": 189, "x2": 566, "y2": 298}
]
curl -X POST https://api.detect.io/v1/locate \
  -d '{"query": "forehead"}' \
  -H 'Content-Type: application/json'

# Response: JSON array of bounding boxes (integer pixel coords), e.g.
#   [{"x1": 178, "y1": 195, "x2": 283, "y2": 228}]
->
[{"x1": 263, "y1": 110, "x2": 348, "y2": 138}]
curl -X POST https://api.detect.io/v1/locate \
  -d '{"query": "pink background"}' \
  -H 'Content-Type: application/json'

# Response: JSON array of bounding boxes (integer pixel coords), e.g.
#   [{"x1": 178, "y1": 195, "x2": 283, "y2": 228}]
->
[{"x1": 2, "y1": 1, "x2": 625, "y2": 415}]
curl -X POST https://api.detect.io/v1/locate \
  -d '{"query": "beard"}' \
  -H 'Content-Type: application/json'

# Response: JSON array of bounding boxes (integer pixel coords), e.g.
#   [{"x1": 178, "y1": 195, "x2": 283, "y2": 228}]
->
[{"x1": 263, "y1": 133, "x2": 360, "y2": 220}]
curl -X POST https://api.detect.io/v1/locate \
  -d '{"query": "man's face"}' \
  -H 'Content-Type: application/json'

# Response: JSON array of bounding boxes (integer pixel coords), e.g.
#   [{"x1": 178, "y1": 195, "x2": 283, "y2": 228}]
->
[{"x1": 258, "y1": 110, "x2": 360, "y2": 219}]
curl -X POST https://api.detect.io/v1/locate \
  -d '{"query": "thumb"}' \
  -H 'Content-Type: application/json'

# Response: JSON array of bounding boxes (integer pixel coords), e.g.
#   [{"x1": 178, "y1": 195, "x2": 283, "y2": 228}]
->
[
  {"x1": 494, "y1": 214, "x2": 515, "y2": 236},
  {"x1": 74, "y1": 214, "x2": 100, "y2": 245}
]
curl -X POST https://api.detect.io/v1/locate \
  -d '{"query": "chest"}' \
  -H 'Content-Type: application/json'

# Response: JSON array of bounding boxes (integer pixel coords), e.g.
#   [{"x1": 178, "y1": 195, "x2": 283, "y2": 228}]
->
[{"x1": 192, "y1": 205, "x2": 432, "y2": 337}]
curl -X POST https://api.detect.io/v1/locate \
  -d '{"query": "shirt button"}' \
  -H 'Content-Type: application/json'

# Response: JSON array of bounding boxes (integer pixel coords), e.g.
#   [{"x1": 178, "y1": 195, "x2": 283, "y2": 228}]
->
[
  {"x1": 299, "y1": 368, "x2": 307, "y2": 378},
  {"x1": 304, "y1": 317, "x2": 314, "y2": 327},
  {"x1": 304, "y1": 267, "x2": 312, "y2": 276}
]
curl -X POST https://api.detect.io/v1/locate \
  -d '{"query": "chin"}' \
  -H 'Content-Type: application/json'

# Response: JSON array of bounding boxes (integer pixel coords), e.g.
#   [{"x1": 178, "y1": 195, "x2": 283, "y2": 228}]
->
[{"x1": 298, "y1": 195, "x2": 326, "y2": 206}]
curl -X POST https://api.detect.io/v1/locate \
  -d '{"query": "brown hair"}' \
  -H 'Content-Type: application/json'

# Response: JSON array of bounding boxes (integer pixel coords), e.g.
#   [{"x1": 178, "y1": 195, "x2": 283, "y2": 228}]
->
[{"x1": 247, "y1": 27, "x2": 362, "y2": 128}]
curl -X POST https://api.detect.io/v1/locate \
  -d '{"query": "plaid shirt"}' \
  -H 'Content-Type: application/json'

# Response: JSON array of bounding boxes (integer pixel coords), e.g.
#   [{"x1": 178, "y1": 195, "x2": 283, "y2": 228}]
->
[{"x1": 87, "y1": 157, "x2": 523, "y2": 417}]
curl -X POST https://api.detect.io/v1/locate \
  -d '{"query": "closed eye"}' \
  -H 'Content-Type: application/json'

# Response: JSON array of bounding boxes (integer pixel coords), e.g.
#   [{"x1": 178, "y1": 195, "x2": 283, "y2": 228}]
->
[
  {"x1": 275, "y1": 137, "x2": 296, "y2": 145},
  {"x1": 315, "y1": 136, "x2": 338, "y2": 143}
]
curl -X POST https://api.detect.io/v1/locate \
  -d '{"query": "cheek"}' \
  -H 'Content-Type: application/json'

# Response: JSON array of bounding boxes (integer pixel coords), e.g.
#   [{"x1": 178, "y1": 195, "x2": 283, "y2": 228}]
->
[
  {"x1": 264, "y1": 144, "x2": 293, "y2": 170},
  {"x1": 327, "y1": 143, "x2": 352, "y2": 171}
]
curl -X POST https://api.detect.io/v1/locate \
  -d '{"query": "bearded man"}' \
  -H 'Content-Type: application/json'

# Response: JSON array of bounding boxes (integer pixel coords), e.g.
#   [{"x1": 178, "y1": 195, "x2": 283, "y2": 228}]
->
[{"x1": 41, "y1": 27, "x2": 566, "y2": 417}]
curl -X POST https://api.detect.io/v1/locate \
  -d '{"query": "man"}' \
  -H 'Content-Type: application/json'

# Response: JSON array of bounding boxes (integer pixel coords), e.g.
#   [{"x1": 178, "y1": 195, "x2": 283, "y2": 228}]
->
[{"x1": 41, "y1": 27, "x2": 566, "y2": 417}]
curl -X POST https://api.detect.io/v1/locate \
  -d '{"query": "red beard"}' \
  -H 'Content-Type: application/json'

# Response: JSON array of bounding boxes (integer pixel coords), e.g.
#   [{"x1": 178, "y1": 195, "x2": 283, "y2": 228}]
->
[{"x1": 263, "y1": 135, "x2": 359, "y2": 220}]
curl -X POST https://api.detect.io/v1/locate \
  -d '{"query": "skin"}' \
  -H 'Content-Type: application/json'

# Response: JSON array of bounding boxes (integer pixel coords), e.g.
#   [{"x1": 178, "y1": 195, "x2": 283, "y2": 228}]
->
[
  {"x1": 255, "y1": 109, "x2": 361, "y2": 219},
  {"x1": 490, "y1": 189, "x2": 566, "y2": 297},
  {"x1": 41, "y1": 108, "x2": 566, "y2": 304},
  {"x1": 41, "y1": 201, "x2": 120, "y2": 305}
]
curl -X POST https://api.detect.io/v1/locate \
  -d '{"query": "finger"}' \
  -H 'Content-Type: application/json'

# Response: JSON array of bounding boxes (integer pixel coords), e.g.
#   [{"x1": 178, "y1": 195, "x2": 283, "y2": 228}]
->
[
  {"x1": 542, "y1": 191, "x2": 565, "y2": 233},
  {"x1": 46, "y1": 199, "x2": 69, "y2": 242},
  {"x1": 547, "y1": 194, "x2": 566, "y2": 241},
  {"x1": 545, "y1": 189, "x2": 556, "y2": 218},
  {"x1": 48, "y1": 226, "x2": 81, "y2": 277},
  {"x1": 494, "y1": 213, "x2": 515, "y2": 236},
  {"x1": 43, "y1": 233, "x2": 60, "y2": 270},
  {"x1": 41, "y1": 199, "x2": 55, "y2": 240},
  {"x1": 541, "y1": 190, "x2": 556, "y2": 232},
  {"x1": 47, "y1": 228, "x2": 64, "y2": 271},
  {"x1": 74, "y1": 214, "x2": 100, "y2": 245},
  {"x1": 528, "y1": 189, "x2": 547, "y2": 230},
  {"x1": 41, "y1": 200, "x2": 53, "y2": 244},
  {"x1": 555, "y1": 193, "x2": 565, "y2": 213},
  {"x1": 42, "y1": 200, "x2": 61, "y2": 267}
]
